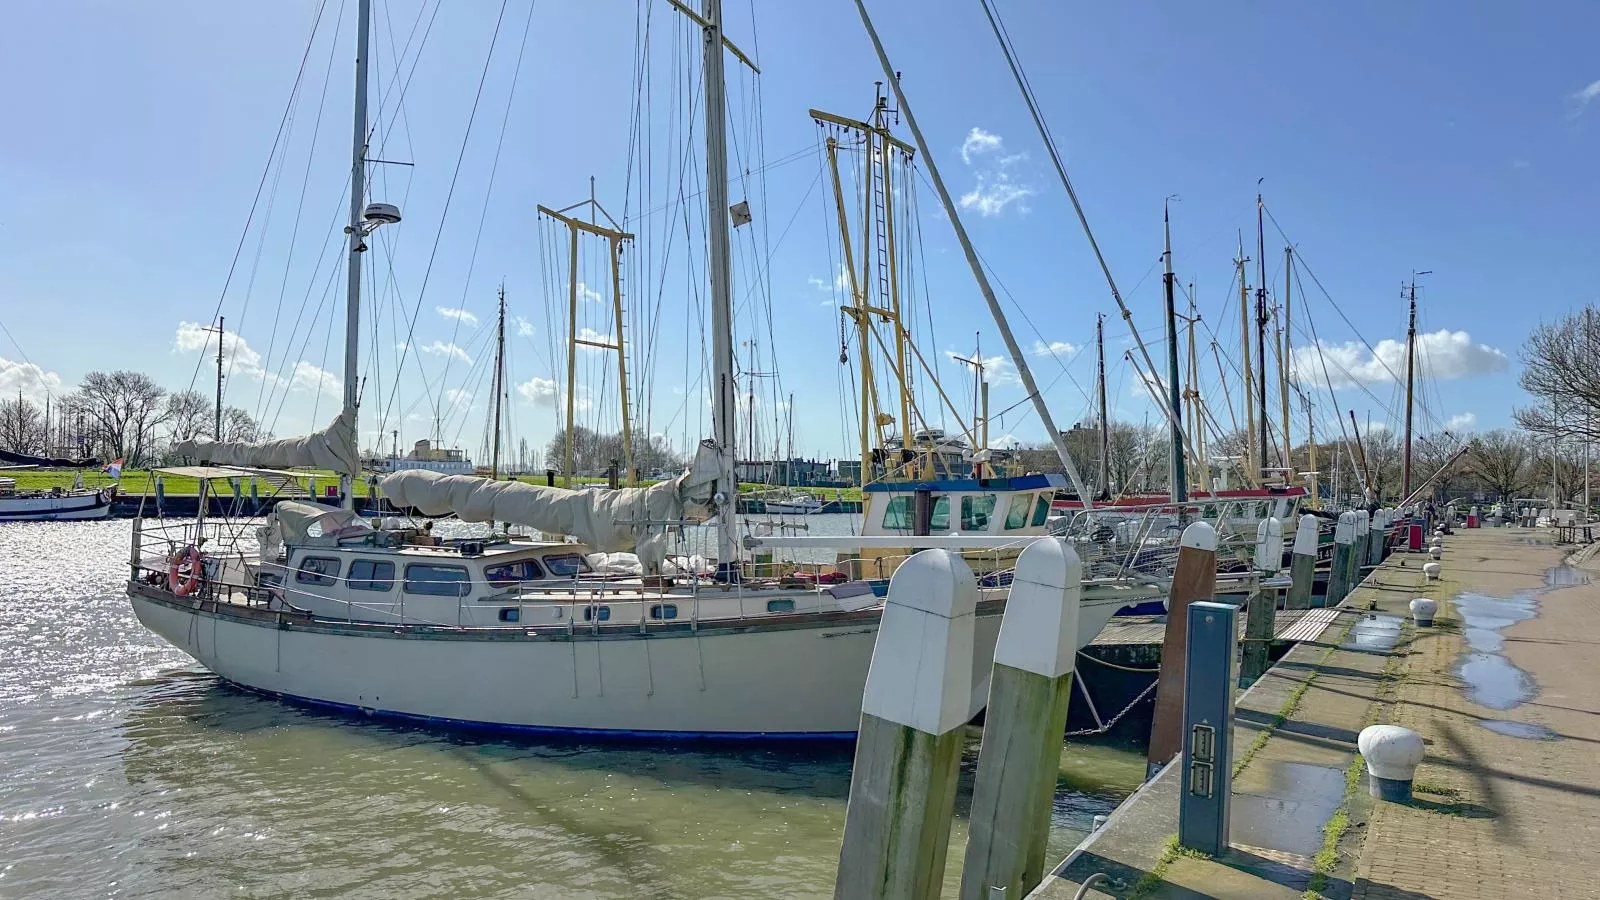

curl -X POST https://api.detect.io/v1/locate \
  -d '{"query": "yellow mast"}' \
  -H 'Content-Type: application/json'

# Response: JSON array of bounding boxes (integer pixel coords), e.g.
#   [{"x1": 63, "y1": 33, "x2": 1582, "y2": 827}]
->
[
  {"x1": 1236, "y1": 237, "x2": 1257, "y2": 481},
  {"x1": 538, "y1": 194, "x2": 636, "y2": 488}
]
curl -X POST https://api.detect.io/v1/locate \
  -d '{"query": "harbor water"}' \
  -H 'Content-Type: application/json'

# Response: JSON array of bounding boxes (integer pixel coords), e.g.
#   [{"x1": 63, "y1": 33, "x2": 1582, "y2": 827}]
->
[{"x1": 0, "y1": 519, "x2": 1145, "y2": 898}]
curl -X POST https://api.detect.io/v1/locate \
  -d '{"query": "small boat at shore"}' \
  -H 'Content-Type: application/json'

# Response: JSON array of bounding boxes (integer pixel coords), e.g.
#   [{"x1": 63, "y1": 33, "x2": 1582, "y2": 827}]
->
[{"x1": 0, "y1": 475, "x2": 115, "y2": 521}]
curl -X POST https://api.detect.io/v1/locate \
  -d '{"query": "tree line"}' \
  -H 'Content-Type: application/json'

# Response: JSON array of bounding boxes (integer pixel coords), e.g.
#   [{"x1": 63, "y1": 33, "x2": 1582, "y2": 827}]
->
[
  {"x1": 542, "y1": 425, "x2": 684, "y2": 477},
  {"x1": 0, "y1": 370, "x2": 266, "y2": 466}
]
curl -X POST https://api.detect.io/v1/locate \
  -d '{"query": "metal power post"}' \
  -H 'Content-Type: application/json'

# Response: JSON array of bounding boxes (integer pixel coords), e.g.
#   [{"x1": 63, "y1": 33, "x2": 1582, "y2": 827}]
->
[{"x1": 1178, "y1": 600, "x2": 1238, "y2": 856}]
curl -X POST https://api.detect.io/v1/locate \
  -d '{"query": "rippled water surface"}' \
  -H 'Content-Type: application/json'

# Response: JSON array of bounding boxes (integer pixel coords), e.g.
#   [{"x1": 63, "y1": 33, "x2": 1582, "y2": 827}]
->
[{"x1": 0, "y1": 520, "x2": 1143, "y2": 898}]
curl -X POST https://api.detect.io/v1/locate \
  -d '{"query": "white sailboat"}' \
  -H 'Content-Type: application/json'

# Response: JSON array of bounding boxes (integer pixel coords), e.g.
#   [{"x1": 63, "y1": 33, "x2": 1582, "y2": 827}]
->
[{"x1": 126, "y1": 0, "x2": 1175, "y2": 739}]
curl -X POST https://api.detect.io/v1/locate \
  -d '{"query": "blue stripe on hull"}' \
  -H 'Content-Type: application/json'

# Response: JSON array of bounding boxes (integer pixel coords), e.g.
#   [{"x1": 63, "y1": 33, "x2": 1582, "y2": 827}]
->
[{"x1": 217, "y1": 678, "x2": 860, "y2": 743}]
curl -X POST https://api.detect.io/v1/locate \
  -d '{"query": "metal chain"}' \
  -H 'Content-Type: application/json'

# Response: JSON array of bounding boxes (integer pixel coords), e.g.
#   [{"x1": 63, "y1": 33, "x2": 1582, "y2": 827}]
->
[{"x1": 1065, "y1": 677, "x2": 1159, "y2": 738}]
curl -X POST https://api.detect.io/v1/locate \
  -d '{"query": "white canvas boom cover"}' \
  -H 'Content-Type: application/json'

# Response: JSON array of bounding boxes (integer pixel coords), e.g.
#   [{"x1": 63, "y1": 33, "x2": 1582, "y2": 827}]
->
[{"x1": 174, "y1": 410, "x2": 359, "y2": 477}]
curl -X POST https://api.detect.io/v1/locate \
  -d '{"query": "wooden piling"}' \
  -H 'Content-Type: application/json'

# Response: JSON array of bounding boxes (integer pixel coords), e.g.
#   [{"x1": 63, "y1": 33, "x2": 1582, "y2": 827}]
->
[
  {"x1": 1286, "y1": 514, "x2": 1319, "y2": 610},
  {"x1": 1241, "y1": 516, "x2": 1282, "y2": 683},
  {"x1": 960, "y1": 538, "x2": 1083, "y2": 900},
  {"x1": 1368, "y1": 508, "x2": 1389, "y2": 566},
  {"x1": 1146, "y1": 521, "x2": 1218, "y2": 775},
  {"x1": 834, "y1": 549, "x2": 977, "y2": 900},
  {"x1": 1326, "y1": 511, "x2": 1356, "y2": 605},
  {"x1": 1350, "y1": 509, "x2": 1371, "y2": 588}
]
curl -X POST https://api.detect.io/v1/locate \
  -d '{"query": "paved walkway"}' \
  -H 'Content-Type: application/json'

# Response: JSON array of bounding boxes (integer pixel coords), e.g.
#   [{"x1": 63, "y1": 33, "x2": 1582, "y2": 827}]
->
[{"x1": 1031, "y1": 526, "x2": 1600, "y2": 900}]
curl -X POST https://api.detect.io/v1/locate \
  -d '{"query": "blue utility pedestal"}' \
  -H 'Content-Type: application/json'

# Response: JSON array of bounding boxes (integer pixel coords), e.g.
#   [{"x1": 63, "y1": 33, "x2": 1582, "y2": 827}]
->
[{"x1": 1178, "y1": 600, "x2": 1238, "y2": 856}]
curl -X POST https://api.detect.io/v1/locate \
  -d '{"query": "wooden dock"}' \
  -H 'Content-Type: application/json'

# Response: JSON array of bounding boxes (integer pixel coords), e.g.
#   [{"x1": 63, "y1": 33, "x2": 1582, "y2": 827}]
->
[{"x1": 1090, "y1": 607, "x2": 1342, "y2": 647}]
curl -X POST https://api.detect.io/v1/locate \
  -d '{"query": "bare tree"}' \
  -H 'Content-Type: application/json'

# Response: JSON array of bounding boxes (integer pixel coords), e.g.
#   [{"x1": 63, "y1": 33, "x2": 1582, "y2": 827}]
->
[
  {"x1": 74, "y1": 370, "x2": 169, "y2": 464},
  {"x1": 1465, "y1": 429, "x2": 1531, "y2": 502},
  {"x1": 1413, "y1": 430, "x2": 1468, "y2": 501},
  {"x1": 222, "y1": 407, "x2": 266, "y2": 443},
  {"x1": 0, "y1": 395, "x2": 45, "y2": 454},
  {"x1": 165, "y1": 390, "x2": 213, "y2": 444}
]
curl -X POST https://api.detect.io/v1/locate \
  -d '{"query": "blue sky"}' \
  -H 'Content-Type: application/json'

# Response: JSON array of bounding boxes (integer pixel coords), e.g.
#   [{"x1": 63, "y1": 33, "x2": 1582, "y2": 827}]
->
[{"x1": 1, "y1": 1, "x2": 1595, "y2": 465}]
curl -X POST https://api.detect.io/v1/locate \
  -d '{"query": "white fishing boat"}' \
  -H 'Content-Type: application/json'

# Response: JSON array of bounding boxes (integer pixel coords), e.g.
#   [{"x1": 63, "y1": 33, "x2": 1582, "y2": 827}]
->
[
  {"x1": 761, "y1": 492, "x2": 826, "y2": 515},
  {"x1": 0, "y1": 475, "x2": 115, "y2": 521}
]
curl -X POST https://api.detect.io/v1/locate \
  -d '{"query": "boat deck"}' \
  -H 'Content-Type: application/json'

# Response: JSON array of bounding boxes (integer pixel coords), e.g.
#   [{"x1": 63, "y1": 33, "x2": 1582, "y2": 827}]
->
[{"x1": 1089, "y1": 607, "x2": 1342, "y2": 647}]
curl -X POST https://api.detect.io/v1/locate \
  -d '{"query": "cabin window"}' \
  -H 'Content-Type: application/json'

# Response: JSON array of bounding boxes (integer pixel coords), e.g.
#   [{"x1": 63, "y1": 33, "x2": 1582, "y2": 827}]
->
[
  {"x1": 348, "y1": 559, "x2": 395, "y2": 591},
  {"x1": 1033, "y1": 494, "x2": 1052, "y2": 527},
  {"x1": 584, "y1": 605, "x2": 612, "y2": 622},
  {"x1": 650, "y1": 603, "x2": 680, "y2": 620},
  {"x1": 403, "y1": 563, "x2": 471, "y2": 597},
  {"x1": 961, "y1": 495, "x2": 997, "y2": 531},
  {"x1": 766, "y1": 598, "x2": 796, "y2": 613},
  {"x1": 881, "y1": 495, "x2": 912, "y2": 529},
  {"x1": 1004, "y1": 493, "x2": 1034, "y2": 530},
  {"x1": 485, "y1": 559, "x2": 545, "y2": 585},
  {"x1": 295, "y1": 556, "x2": 340, "y2": 586},
  {"x1": 929, "y1": 495, "x2": 950, "y2": 531},
  {"x1": 542, "y1": 553, "x2": 590, "y2": 577},
  {"x1": 497, "y1": 607, "x2": 520, "y2": 623}
]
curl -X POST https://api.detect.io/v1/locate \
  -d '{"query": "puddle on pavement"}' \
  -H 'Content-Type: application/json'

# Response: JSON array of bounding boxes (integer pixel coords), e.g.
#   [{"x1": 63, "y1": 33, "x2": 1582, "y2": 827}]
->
[
  {"x1": 1453, "y1": 589, "x2": 1538, "y2": 710},
  {"x1": 1545, "y1": 565, "x2": 1588, "y2": 589},
  {"x1": 1342, "y1": 614, "x2": 1402, "y2": 652},
  {"x1": 1480, "y1": 719, "x2": 1558, "y2": 740},
  {"x1": 1230, "y1": 761, "x2": 1347, "y2": 857}
]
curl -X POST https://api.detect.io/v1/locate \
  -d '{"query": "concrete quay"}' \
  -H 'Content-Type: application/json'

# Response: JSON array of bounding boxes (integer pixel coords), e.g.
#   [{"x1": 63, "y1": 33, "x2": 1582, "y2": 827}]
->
[{"x1": 1030, "y1": 525, "x2": 1600, "y2": 899}]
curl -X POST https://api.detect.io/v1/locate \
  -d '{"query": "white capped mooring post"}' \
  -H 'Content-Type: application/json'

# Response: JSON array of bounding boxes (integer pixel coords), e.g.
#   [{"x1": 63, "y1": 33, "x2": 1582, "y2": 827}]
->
[
  {"x1": 1286, "y1": 514, "x2": 1320, "y2": 610},
  {"x1": 1409, "y1": 597, "x2": 1438, "y2": 627},
  {"x1": 960, "y1": 538, "x2": 1082, "y2": 900},
  {"x1": 1326, "y1": 512, "x2": 1357, "y2": 605},
  {"x1": 1349, "y1": 509, "x2": 1371, "y2": 589},
  {"x1": 1147, "y1": 521, "x2": 1218, "y2": 776},
  {"x1": 835, "y1": 549, "x2": 977, "y2": 900},
  {"x1": 1358, "y1": 724, "x2": 1425, "y2": 802},
  {"x1": 1241, "y1": 517, "x2": 1283, "y2": 683},
  {"x1": 1423, "y1": 561, "x2": 1442, "y2": 582},
  {"x1": 1368, "y1": 508, "x2": 1391, "y2": 566}
]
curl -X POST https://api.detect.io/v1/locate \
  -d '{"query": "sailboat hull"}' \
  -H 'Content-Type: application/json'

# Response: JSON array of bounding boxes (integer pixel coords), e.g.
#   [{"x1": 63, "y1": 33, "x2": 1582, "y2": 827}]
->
[{"x1": 128, "y1": 583, "x2": 1129, "y2": 739}]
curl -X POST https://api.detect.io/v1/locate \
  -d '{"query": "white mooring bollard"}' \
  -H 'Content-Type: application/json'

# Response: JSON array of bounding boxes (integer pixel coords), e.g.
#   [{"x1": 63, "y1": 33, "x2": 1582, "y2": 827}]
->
[
  {"x1": 1429, "y1": 545, "x2": 1442, "y2": 560},
  {"x1": 1423, "y1": 562, "x2": 1442, "y2": 581},
  {"x1": 1359, "y1": 725, "x2": 1426, "y2": 802},
  {"x1": 1409, "y1": 597, "x2": 1438, "y2": 627}
]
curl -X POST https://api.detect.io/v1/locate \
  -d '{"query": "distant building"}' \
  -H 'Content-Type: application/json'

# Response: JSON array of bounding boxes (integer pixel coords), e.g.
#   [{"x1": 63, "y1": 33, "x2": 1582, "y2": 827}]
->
[
  {"x1": 381, "y1": 439, "x2": 475, "y2": 474},
  {"x1": 735, "y1": 458, "x2": 834, "y2": 486}
]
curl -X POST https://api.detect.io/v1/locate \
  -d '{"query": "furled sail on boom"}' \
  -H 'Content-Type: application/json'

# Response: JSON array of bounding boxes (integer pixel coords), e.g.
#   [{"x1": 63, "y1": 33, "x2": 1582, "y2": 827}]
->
[{"x1": 172, "y1": 410, "x2": 359, "y2": 477}]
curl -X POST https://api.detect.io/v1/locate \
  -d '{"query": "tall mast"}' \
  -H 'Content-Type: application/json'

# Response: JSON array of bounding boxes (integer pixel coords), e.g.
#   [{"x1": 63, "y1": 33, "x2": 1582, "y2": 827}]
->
[
  {"x1": 851, "y1": 0, "x2": 1096, "y2": 504},
  {"x1": 338, "y1": 0, "x2": 372, "y2": 510},
  {"x1": 215, "y1": 315, "x2": 225, "y2": 440},
  {"x1": 491, "y1": 286, "x2": 505, "y2": 480},
  {"x1": 1163, "y1": 199, "x2": 1186, "y2": 501},
  {"x1": 1401, "y1": 277, "x2": 1418, "y2": 497},
  {"x1": 702, "y1": 0, "x2": 740, "y2": 574},
  {"x1": 1096, "y1": 314, "x2": 1109, "y2": 496},
  {"x1": 1236, "y1": 235, "x2": 1256, "y2": 482},
  {"x1": 1280, "y1": 246, "x2": 1293, "y2": 482},
  {"x1": 1255, "y1": 193, "x2": 1269, "y2": 479}
]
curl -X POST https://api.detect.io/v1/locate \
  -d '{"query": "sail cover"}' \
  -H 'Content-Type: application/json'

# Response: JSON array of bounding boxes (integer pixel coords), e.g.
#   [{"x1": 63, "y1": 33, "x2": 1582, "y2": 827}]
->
[
  {"x1": 173, "y1": 409, "x2": 359, "y2": 477},
  {"x1": 0, "y1": 448, "x2": 101, "y2": 468},
  {"x1": 380, "y1": 439, "x2": 725, "y2": 569}
]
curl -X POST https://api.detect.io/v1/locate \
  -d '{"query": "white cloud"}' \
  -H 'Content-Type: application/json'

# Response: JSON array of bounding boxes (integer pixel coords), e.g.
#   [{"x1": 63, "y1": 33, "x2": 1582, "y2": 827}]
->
[
  {"x1": 576, "y1": 327, "x2": 614, "y2": 349},
  {"x1": 960, "y1": 127, "x2": 1003, "y2": 164},
  {"x1": 1031, "y1": 340, "x2": 1077, "y2": 358},
  {"x1": 1445, "y1": 412, "x2": 1477, "y2": 432},
  {"x1": 957, "y1": 127, "x2": 1033, "y2": 217},
  {"x1": 175, "y1": 321, "x2": 343, "y2": 399},
  {"x1": 1572, "y1": 79, "x2": 1600, "y2": 114},
  {"x1": 435, "y1": 306, "x2": 478, "y2": 326},
  {"x1": 990, "y1": 433, "x2": 1022, "y2": 450},
  {"x1": 417, "y1": 341, "x2": 472, "y2": 364},
  {"x1": 289, "y1": 361, "x2": 340, "y2": 398},
  {"x1": 445, "y1": 388, "x2": 474, "y2": 407},
  {"x1": 516, "y1": 376, "x2": 591, "y2": 412},
  {"x1": 1290, "y1": 329, "x2": 1506, "y2": 389},
  {"x1": 945, "y1": 350, "x2": 1019, "y2": 387},
  {"x1": 515, "y1": 316, "x2": 535, "y2": 337},
  {"x1": 577, "y1": 282, "x2": 603, "y2": 304},
  {"x1": 0, "y1": 356, "x2": 64, "y2": 405}
]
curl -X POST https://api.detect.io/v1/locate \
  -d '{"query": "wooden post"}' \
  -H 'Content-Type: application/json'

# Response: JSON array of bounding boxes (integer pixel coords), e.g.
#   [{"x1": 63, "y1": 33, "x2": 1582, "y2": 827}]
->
[
  {"x1": 961, "y1": 539, "x2": 1082, "y2": 900},
  {"x1": 1327, "y1": 511, "x2": 1356, "y2": 605},
  {"x1": 835, "y1": 549, "x2": 977, "y2": 900},
  {"x1": 1371, "y1": 508, "x2": 1391, "y2": 564},
  {"x1": 1241, "y1": 516, "x2": 1282, "y2": 683},
  {"x1": 1350, "y1": 509, "x2": 1371, "y2": 588},
  {"x1": 1286, "y1": 514, "x2": 1318, "y2": 610},
  {"x1": 1146, "y1": 521, "x2": 1218, "y2": 776}
]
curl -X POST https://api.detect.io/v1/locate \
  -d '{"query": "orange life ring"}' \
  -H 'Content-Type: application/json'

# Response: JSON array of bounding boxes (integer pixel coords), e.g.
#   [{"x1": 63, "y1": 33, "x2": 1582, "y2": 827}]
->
[{"x1": 170, "y1": 545, "x2": 204, "y2": 597}]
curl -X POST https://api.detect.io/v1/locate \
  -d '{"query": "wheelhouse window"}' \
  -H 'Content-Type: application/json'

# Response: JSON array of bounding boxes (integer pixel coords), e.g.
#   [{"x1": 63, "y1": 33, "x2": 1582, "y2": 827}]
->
[
  {"x1": 881, "y1": 495, "x2": 912, "y2": 530},
  {"x1": 961, "y1": 495, "x2": 997, "y2": 532},
  {"x1": 348, "y1": 559, "x2": 395, "y2": 591},
  {"x1": 541, "y1": 553, "x2": 589, "y2": 577},
  {"x1": 485, "y1": 559, "x2": 546, "y2": 586},
  {"x1": 929, "y1": 495, "x2": 950, "y2": 531},
  {"x1": 403, "y1": 563, "x2": 471, "y2": 597},
  {"x1": 1004, "y1": 493, "x2": 1034, "y2": 530},
  {"x1": 296, "y1": 556, "x2": 340, "y2": 586},
  {"x1": 1033, "y1": 494, "x2": 1052, "y2": 527}
]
